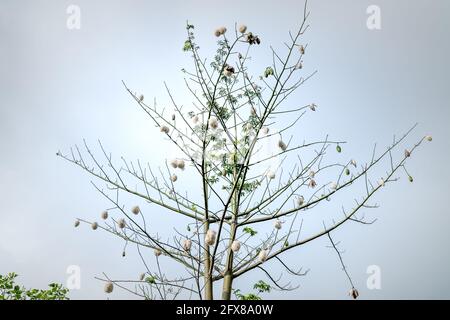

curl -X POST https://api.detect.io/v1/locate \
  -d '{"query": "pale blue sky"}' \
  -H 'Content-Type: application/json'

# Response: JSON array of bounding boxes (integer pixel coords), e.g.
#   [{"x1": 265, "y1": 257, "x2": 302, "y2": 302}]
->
[{"x1": 0, "y1": 0, "x2": 449, "y2": 299}]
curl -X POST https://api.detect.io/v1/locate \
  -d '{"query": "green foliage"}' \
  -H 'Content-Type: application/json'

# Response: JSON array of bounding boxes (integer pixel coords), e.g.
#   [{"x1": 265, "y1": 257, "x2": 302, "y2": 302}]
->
[
  {"x1": 182, "y1": 40, "x2": 192, "y2": 52},
  {"x1": 0, "y1": 273, "x2": 69, "y2": 300},
  {"x1": 264, "y1": 66, "x2": 274, "y2": 78},
  {"x1": 233, "y1": 280, "x2": 271, "y2": 300},
  {"x1": 253, "y1": 280, "x2": 271, "y2": 293},
  {"x1": 145, "y1": 276, "x2": 156, "y2": 284},
  {"x1": 233, "y1": 289, "x2": 261, "y2": 300},
  {"x1": 243, "y1": 227, "x2": 257, "y2": 236}
]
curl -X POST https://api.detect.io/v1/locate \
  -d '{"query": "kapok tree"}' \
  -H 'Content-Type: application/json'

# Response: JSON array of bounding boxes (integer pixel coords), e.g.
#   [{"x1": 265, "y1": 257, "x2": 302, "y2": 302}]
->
[{"x1": 58, "y1": 2, "x2": 431, "y2": 300}]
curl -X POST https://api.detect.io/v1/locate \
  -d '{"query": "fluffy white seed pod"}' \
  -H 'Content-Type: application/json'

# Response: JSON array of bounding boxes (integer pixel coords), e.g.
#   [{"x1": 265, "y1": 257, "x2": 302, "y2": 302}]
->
[
  {"x1": 101, "y1": 211, "x2": 108, "y2": 220},
  {"x1": 91, "y1": 222, "x2": 98, "y2": 230},
  {"x1": 266, "y1": 171, "x2": 276, "y2": 180},
  {"x1": 351, "y1": 159, "x2": 357, "y2": 167},
  {"x1": 170, "y1": 159, "x2": 178, "y2": 168},
  {"x1": 218, "y1": 26, "x2": 227, "y2": 35},
  {"x1": 426, "y1": 135, "x2": 432, "y2": 142},
  {"x1": 104, "y1": 281, "x2": 114, "y2": 294},
  {"x1": 183, "y1": 239, "x2": 192, "y2": 252},
  {"x1": 238, "y1": 24, "x2": 247, "y2": 33},
  {"x1": 74, "y1": 220, "x2": 80, "y2": 228},
  {"x1": 231, "y1": 240, "x2": 241, "y2": 252},
  {"x1": 139, "y1": 273, "x2": 146, "y2": 281},
  {"x1": 331, "y1": 182, "x2": 338, "y2": 190},
  {"x1": 261, "y1": 126, "x2": 269, "y2": 135},
  {"x1": 274, "y1": 220, "x2": 282, "y2": 230},
  {"x1": 309, "y1": 103, "x2": 317, "y2": 111},
  {"x1": 299, "y1": 45, "x2": 305, "y2": 54},
  {"x1": 214, "y1": 27, "x2": 227, "y2": 37},
  {"x1": 205, "y1": 229, "x2": 217, "y2": 246},
  {"x1": 349, "y1": 288, "x2": 359, "y2": 299},
  {"x1": 117, "y1": 218, "x2": 126, "y2": 229},
  {"x1": 160, "y1": 125, "x2": 170, "y2": 134},
  {"x1": 223, "y1": 65, "x2": 235, "y2": 77},
  {"x1": 177, "y1": 159, "x2": 186, "y2": 170},
  {"x1": 131, "y1": 206, "x2": 140, "y2": 215},
  {"x1": 192, "y1": 115, "x2": 199, "y2": 124},
  {"x1": 154, "y1": 249, "x2": 162, "y2": 257},
  {"x1": 296, "y1": 195, "x2": 305, "y2": 207},
  {"x1": 278, "y1": 140, "x2": 287, "y2": 151},
  {"x1": 379, "y1": 178, "x2": 385, "y2": 187},
  {"x1": 309, "y1": 170, "x2": 315, "y2": 178},
  {"x1": 404, "y1": 149, "x2": 411, "y2": 157},
  {"x1": 258, "y1": 249, "x2": 268, "y2": 262},
  {"x1": 209, "y1": 118, "x2": 219, "y2": 130},
  {"x1": 170, "y1": 174, "x2": 178, "y2": 182},
  {"x1": 308, "y1": 179, "x2": 317, "y2": 188}
]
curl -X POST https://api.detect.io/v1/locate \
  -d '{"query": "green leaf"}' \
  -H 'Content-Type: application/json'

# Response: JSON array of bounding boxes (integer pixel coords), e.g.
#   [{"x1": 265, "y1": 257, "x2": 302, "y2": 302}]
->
[{"x1": 243, "y1": 227, "x2": 257, "y2": 236}]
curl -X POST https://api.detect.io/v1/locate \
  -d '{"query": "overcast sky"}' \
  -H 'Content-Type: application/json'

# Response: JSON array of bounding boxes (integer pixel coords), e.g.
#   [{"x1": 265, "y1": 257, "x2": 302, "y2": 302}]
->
[{"x1": 1, "y1": 0, "x2": 449, "y2": 299}]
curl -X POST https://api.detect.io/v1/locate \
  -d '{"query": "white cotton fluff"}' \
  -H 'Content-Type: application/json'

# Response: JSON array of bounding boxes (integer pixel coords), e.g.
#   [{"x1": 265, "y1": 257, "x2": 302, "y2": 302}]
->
[
  {"x1": 349, "y1": 288, "x2": 359, "y2": 299},
  {"x1": 91, "y1": 222, "x2": 98, "y2": 230},
  {"x1": 308, "y1": 179, "x2": 317, "y2": 188},
  {"x1": 238, "y1": 25, "x2": 247, "y2": 34},
  {"x1": 404, "y1": 149, "x2": 411, "y2": 158},
  {"x1": 192, "y1": 115, "x2": 199, "y2": 124},
  {"x1": 205, "y1": 229, "x2": 217, "y2": 246},
  {"x1": 266, "y1": 171, "x2": 276, "y2": 180},
  {"x1": 154, "y1": 249, "x2": 162, "y2": 257},
  {"x1": 278, "y1": 140, "x2": 287, "y2": 151},
  {"x1": 170, "y1": 174, "x2": 178, "y2": 182},
  {"x1": 170, "y1": 159, "x2": 178, "y2": 168},
  {"x1": 101, "y1": 211, "x2": 108, "y2": 220},
  {"x1": 296, "y1": 195, "x2": 305, "y2": 207},
  {"x1": 104, "y1": 281, "x2": 114, "y2": 294},
  {"x1": 331, "y1": 182, "x2": 338, "y2": 190},
  {"x1": 231, "y1": 240, "x2": 241, "y2": 253},
  {"x1": 177, "y1": 159, "x2": 186, "y2": 170},
  {"x1": 214, "y1": 26, "x2": 227, "y2": 37},
  {"x1": 131, "y1": 206, "x2": 140, "y2": 215},
  {"x1": 309, "y1": 170, "x2": 315, "y2": 178},
  {"x1": 261, "y1": 127, "x2": 269, "y2": 135},
  {"x1": 183, "y1": 239, "x2": 192, "y2": 252},
  {"x1": 209, "y1": 118, "x2": 219, "y2": 129},
  {"x1": 258, "y1": 249, "x2": 268, "y2": 262},
  {"x1": 299, "y1": 45, "x2": 305, "y2": 54},
  {"x1": 117, "y1": 218, "x2": 126, "y2": 229},
  {"x1": 160, "y1": 125, "x2": 170, "y2": 134},
  {"x1": 379, "y1": 178, "x2": 385, "y2": 187},
  {"x1": 274, "y1": 220, "x2": 282, "y2": 230},
  {"x1": 351, "y1": 159, "x2": 357, "y2": 167},
  {"x1": 426, "y1": 135, "x2": 432, "y2": 142}
]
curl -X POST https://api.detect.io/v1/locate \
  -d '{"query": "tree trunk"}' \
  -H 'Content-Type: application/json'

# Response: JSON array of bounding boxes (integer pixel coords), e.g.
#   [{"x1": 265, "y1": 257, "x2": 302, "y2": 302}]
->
[
  {"x1": 203, "y1": 222, "x2": 213, "y2": 300},
  {"x1": 221, "y1": 271, "x2": 233, "y2": 300},
  {"x1": 221, "y1": 221, "x2": 237, "y2": 300}
]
